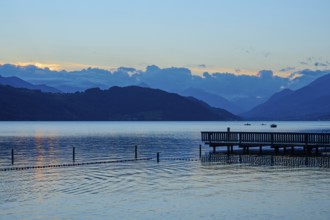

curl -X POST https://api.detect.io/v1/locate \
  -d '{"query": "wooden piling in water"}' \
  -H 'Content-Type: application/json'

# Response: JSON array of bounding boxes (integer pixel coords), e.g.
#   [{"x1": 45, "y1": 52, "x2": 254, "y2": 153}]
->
[
  {"x1": 135, "y1": 145, "x2": 138, "y2": 159},
  {"x1": 73, "y1": 147, "x2": 75, "y2": 163},
  {"x1": 199, "y1": 145, "x2": 202, "y2": 159},
  {"x1": 11, "y1": 149, "x2": 14, "y2": 165},
  {"x1": 157, "y1": 152, "x2": 160, "y2": 163}
]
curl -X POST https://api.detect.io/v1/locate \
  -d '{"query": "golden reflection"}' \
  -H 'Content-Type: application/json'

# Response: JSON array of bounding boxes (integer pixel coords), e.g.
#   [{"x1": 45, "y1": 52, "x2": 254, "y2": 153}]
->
[{"x1": 33, "y1": 129, "x2": 60, "y2": 183}]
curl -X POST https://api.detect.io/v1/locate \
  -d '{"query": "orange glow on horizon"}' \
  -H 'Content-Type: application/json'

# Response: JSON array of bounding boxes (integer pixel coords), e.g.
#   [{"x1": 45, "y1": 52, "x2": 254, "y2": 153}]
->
[{"x1": 0, "y1": 61, "x2": 296, "y2": 78}]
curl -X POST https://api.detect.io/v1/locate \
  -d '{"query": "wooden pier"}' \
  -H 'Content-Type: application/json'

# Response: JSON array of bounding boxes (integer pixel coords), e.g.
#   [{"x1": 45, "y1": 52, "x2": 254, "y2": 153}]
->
[{"x1": 201, "y1": 128, "x2": 330, "y2": 156}]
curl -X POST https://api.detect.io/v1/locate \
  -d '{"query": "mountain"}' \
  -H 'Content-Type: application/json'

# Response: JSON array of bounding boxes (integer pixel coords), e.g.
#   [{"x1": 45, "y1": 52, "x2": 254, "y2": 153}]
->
[
  {"x1": 0, "y1": 85, "x2": 240, "y2": 121},
  {"x1": 231, "y1": 96, "x2": 268, "y2": 111},
  {"x1": 179, "y1": 88, "x2": 245, "y2": 114},
  {"x1": 242, "y1": 74, "x2": 330, "y2": 120},
  {"x1": 0, "y1": 75, "x2": 61, "y2": 93}
]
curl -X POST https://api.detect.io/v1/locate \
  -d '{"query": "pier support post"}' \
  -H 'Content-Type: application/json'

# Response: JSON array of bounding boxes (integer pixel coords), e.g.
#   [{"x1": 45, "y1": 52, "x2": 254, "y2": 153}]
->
[
  {"x1": 135, "y1": 145, "x2": 138, "y2": 159},
  {"x1": 271, "y1": 155, "x2": 274, "y2": 166},
  {"x1": 283, "y1": 147, "x2": 287, "y2": 155},
  {"x1": 315, "y1": 147, "x2": 319, "y2": 156},
  {"x1": 259, "y1": 146, "x2": 262, "y2": 155},
  {"x1": 199, "y1": 145, "x2": 202, "y2": 159},
  {"x1": 213, "y1": 146, "x2": 216, "y2": 153},
  {"x1": 73, "y1": 147, "x2": 75, "y2": 163},
  {"x1": 239, "y1": 154, "x2": 242, "y2": 163},
  {"x1": 11, "y1": 149, "x2": 14, "y2": 165},
  {"x1": 291, "y1": 146, "x2": 294, "y2": 155},
  {"x1": 157, "y1": 152, "x2": 160, "y2": 163}
]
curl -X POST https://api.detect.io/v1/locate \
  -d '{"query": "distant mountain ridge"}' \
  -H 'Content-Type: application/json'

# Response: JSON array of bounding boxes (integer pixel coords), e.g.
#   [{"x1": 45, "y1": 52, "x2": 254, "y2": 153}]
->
[
  {"x1": 242, "y1": 74, "x2": 330, "y2": 120},
  {"x1": 2, "y1": 63, "x2": 329, "y2": 112},
  {"x1": 179, "y1": 88, "x2": 245, "y2": 114},
  {"x1": 0, "y1": 85, "x2": 240, "y2": 121},
  {"x1": 0, "y1": 75, "x2": 60, "y2": 93}
]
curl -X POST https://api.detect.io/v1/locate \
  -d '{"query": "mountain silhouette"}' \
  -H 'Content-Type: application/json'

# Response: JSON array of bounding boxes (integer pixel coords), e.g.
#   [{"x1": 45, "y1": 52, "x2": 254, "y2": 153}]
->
[
  {"x1": 242, "y1": 74, "x2": 330, "y2": 120},
  {"x1": 0, "y1": 85, "x2": 240, "y2": 121},
  {"x1": 0, "y1": 75, "x2": 60, "y2": 93},
  {"x1": 179, "y1": 88, "x2": 245, "y2": 114}
]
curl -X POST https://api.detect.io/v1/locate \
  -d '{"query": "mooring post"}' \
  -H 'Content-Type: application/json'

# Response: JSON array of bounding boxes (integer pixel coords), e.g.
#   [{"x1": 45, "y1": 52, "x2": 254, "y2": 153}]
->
[
  {"x1": 73, "y1": 147, "x2": 75, "y2": 163},
  {"x1": 271, "y1": 155, "x2": 274, "y2": 166},
  {"x1": 135, "y1": 145, "x2": 138, "y2": 159},
  {"x1": 157, "y1": 152, "x2": 160, "y2": 163},
  {"x1": 239, "y1": 154, "x2": 242, "y2": 163},
  {"x1": 199, "y1": 144, "x2": 202, "y2": 159},
  {"x1": 11, "y1": 149, "x2": 14, "y2": 165}
]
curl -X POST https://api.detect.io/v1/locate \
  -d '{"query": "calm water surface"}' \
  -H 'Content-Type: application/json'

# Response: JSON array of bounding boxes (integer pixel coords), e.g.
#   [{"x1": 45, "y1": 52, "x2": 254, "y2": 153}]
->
[{"x1": 0, "y1": 121, "x2": 330, "y2": 220}]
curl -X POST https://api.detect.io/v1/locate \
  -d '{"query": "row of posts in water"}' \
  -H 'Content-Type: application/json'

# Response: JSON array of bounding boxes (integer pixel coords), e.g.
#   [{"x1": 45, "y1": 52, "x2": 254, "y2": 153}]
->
[
  {"x1": 8, "y1": 146, "x2": 162, "y2": 165},
  {"x1": 6, "y1": 145, "x2": 330, "y2": 168},
  {"x1": 202, "y1": 154, "x2": 330, "y2": 167}
]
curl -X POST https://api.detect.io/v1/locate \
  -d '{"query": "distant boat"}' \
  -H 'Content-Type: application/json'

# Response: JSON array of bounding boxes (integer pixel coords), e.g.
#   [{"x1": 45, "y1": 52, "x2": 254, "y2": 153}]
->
[
  {"x1": 270, "y1": 124, "x2": 277, "y2": 128},
  {"x1": 261, "y1": 123, "x2": 266, "y2": 126},
  {"x1": 244, "y1": 123, "x2": 251, "y2": 126}
]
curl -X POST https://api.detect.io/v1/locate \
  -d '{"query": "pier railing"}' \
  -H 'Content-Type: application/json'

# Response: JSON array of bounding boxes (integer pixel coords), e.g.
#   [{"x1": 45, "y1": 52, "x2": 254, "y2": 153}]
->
[{"x1": 201, "y1": 131, "x2": 330, "y2": 146}]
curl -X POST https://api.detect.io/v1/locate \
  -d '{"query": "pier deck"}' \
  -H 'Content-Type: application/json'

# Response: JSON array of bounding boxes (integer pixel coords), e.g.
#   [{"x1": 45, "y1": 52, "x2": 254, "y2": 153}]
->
[{"x1": 201, "y1": 129, "x2": 330, "y2": 156}]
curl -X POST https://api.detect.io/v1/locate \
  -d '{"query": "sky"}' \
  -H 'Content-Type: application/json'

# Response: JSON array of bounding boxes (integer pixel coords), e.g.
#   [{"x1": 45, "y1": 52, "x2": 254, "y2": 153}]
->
[{"x1": 1, "y1": 0, "x2": 330, "y2": 76}]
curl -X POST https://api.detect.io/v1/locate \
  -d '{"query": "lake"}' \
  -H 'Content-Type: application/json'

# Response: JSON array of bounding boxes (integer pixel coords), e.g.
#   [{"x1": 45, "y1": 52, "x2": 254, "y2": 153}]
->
[{"x1": 0, "y1": 121, "x2": 330, "y2": 219}]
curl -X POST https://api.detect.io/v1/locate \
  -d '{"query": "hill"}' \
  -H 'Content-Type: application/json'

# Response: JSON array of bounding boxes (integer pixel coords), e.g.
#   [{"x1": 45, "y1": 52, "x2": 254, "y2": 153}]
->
[
  {"x1": 242, "y1": 74, "x2": 330, "y2": 120},
  {"x1": 179, "y1": 88, "x2": 245, "y2": 114},
  {"x1": 0, "y1": 85, "x2": 240, "y2": 121},
  {"x1": 0, "y1": 75, "x2": 60, "y2": 93}
]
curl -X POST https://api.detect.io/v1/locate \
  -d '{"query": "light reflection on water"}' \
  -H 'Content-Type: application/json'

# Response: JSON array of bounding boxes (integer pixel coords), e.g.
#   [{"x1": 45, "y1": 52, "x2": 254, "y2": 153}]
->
[{"x1": 0, "y1": 121, "x2": 330, "y2": 220}]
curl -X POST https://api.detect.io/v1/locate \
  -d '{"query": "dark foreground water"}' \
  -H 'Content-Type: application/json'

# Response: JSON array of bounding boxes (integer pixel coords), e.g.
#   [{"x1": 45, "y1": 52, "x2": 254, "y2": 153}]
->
[{"x1": 0, "y1": 121, "x2": 330, "y2": 220}]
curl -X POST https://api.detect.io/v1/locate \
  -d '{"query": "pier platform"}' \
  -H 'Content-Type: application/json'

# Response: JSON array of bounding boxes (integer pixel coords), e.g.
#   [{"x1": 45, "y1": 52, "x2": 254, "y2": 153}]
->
[{"x1": 201, "y1": 128, "x2": 330, "y2": 156}]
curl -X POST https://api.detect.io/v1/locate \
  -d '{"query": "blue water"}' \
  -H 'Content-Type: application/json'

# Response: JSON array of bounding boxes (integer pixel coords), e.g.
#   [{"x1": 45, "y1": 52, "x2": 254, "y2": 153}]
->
[{"x1": 0, "y1": 121, "x2": 330, "y2": 219}]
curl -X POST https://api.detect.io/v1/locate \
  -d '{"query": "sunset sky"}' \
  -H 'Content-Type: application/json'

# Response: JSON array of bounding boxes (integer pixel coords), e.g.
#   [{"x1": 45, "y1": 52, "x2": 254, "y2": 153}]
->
[{"x1": 1, "y1": 0, "x2": 329, "y2": 76}]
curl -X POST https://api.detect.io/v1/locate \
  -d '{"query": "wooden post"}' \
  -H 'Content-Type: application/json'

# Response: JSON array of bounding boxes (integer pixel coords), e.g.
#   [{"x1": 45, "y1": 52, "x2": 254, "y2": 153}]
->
[
  {"x1": 11, "y1": 149, "x2": 14, "y2": 165},
  {"x1": 157, "y1": 152, "x2": 160, "y2": 163},
  {"x1": 135, "y1": 145, "x2": 138, "y2": 159},
  {"x1": 239, "y1": 154, "x2": 242, "y2": 163},
  {"x1": 199, "y1": 145, "x2": 202, "y2": 159},
  {"x1": 271, "y1": 155, "x2": 274, "y2": 166},
  {"x1": 73, "y1": 147, "x2": 75, "y2": 163}
]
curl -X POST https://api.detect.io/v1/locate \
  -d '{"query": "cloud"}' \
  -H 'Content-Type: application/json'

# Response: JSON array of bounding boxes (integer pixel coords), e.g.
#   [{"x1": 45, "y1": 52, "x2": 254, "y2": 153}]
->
[
  {"x1": 314, "y1": 62, "x2": 328, "y2": 67},
  {"x1": 1, "y1": 63, "x2": 328, "y2": 100},
  {"x1": 289, "y1": 69, "x2": 330, "y2": 89},
  {"x1": 117, "y1": 67, "x2": 137, "y2": 72},
  {"x1": 280, "y1": 67, "x2": 295, "y2": 72},
  {"x1": 257, "y1": 70, "x2": 273, "y2": 78}
]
